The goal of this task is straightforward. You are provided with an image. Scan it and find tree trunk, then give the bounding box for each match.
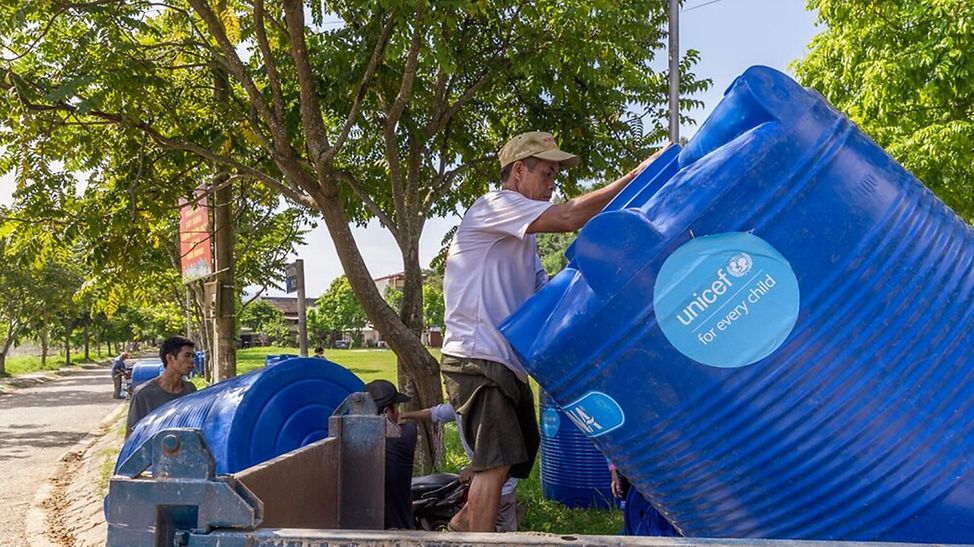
[189,280,213,383]
[210,39,237,382]
[64,327,71,365]
[312,193,443,472]
[211,172,236,381]
[0,328,13,376]
[83,321,91,361]
[41,329,49,367]
[397,238,444,471]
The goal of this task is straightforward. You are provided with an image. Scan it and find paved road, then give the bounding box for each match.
[0,368,122,546]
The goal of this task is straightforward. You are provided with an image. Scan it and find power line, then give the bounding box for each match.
[684,0,728,12]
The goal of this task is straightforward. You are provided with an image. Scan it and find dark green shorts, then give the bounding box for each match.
[441,355,539,479]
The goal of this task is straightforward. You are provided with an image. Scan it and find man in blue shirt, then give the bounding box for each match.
[110,351,129,399]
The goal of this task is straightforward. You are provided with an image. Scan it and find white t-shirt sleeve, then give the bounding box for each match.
[429,403,457,424]
[465,190,554,240]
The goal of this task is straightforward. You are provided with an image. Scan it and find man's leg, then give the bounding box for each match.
[494,489,518,532]
[113,373,122,398]
[449,464,509,532]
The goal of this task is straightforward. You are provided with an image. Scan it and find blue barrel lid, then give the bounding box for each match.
[117,357,364,474]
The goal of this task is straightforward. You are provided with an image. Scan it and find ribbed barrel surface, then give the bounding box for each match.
[500,66,974,542]
[538,390,614,509]
[116,357,363,474]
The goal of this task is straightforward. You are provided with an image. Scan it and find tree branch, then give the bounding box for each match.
[423,155,494,212]
[185,0,293,161]
[322,13,396,164]
[253,0,287,122]
[281,0,334,190]
[386,8,425,127]
[334,169,399,238]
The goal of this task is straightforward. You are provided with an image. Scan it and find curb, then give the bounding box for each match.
[0,362,111,395]
[25,401,128,546]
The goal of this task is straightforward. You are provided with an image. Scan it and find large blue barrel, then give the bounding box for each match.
[500,66,974,543]
[264,353,299,367]
[116,357,363,474]
[538,390,614,509]
[129,360,163,391]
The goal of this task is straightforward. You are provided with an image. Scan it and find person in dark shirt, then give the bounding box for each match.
[110,351,130,399]
[125,336,198,438]
[365,379,417,530]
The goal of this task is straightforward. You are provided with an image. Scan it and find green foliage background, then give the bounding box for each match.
[795,0,974,222]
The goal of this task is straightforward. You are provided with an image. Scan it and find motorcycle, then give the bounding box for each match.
[411,472,466,531]
[121,365,133,399]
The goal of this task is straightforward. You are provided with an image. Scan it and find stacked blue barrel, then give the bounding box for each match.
[538,390,614,509]
[192,350,206,377]
[501,66,974,543]
[116,357,363,474]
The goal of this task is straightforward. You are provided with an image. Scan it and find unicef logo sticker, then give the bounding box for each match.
[727,253,752,277]
[653,232,800,368]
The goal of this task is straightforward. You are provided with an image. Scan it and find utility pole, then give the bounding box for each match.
[286,259,309,357]
[668,0,680,143]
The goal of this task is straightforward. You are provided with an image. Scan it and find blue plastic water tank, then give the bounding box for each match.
[538,390,615,509]
[116,357,363,474]
[264,353,299,367]
[192,350,206,377]
[129,361,163,391]
[623,488,680,537]
[500,66,974,542]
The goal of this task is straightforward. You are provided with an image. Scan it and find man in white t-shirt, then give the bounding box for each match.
[440,131,668,532]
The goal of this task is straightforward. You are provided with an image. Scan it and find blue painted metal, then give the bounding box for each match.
[129,360,163,390]
[107,393,390,546]
[538,390,615,509]
[116,357,364,474]
[107,428,262,547]
[500,66,974,542]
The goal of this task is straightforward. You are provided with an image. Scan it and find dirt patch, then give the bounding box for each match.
[37,408,125,546]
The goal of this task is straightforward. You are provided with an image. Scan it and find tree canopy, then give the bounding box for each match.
[795,0,974,221]
[0,0,707,468]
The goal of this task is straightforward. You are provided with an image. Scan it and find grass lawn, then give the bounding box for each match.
[234,346,624,535]
[2,348,115,377]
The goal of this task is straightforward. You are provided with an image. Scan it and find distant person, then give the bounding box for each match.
[609,461,630,500]
[400,402,520,531]
[110,351,130,399]
[313,346,325,358]
[125,336,198,438]
[365,379,416,530]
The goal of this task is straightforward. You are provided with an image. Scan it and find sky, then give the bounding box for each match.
[0,0,822,298]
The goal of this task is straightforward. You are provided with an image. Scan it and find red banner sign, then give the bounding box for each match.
[178,190,212,281]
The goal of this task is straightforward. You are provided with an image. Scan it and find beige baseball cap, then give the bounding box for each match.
[498,131,581,169]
